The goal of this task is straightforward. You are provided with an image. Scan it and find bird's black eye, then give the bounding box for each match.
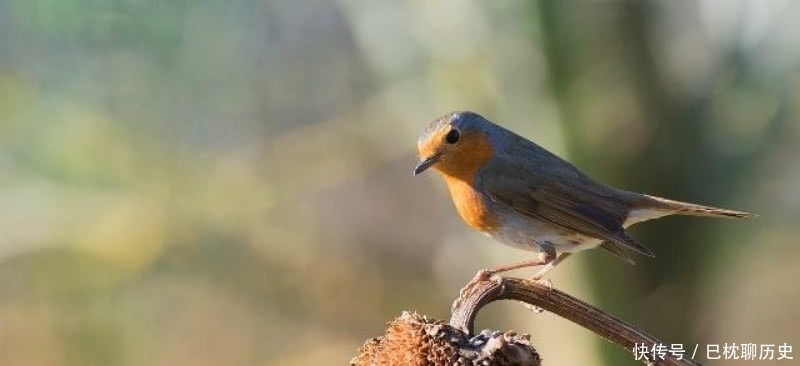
[445,129,460,144]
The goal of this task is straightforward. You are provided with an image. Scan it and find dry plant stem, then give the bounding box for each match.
[450,272,702,366]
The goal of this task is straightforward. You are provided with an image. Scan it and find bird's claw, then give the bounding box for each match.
[472,268,504,286]
[453,269,504,312]
[529,277,553,290]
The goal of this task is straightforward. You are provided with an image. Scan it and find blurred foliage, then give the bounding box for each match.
[1,1,799,365]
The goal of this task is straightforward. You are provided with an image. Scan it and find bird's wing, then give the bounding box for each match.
[598,241,638,264]
[480,152,654,258]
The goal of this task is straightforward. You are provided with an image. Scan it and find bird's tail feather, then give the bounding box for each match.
[639,194,754,219]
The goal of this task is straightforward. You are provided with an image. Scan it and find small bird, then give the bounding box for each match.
[414,111,753,280]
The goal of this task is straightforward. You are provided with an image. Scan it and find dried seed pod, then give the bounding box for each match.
[351,312,540,366]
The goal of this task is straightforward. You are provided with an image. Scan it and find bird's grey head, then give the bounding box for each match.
[417,111,488,149]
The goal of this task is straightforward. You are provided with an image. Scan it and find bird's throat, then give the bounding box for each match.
[442,176,499,232]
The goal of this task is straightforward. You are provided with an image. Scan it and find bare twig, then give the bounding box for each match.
[449,272,702,366]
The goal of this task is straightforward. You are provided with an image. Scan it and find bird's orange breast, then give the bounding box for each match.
[431,131,499,232]
[443,176,499,232]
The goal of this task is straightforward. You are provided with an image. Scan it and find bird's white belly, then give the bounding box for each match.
[485,216,604,254]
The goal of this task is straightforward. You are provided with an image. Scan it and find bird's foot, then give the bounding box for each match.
[459,268,502,297]
[528,276,553,290]
[475,268,501,282]
[453,269,504,313]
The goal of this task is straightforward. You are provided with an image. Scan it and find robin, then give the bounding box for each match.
[414,111,753,280]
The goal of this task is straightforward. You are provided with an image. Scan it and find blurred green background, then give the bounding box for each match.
[1,1,798,365]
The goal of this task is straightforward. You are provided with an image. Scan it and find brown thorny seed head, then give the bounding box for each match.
[351,312,541,366]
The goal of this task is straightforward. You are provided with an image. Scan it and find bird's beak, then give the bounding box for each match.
[413,153,441,176]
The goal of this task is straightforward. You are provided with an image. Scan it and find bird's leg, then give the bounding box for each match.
[463,248,557,306]
[530,252,572,281]
[484,248,556,275]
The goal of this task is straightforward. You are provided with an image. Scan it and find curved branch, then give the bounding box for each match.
[449,272,702,366]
